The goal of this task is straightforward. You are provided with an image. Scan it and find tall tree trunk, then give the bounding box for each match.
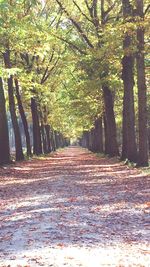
[148,127,150,151]
[31,97,42,155]
[81,131,88,148]
[102,86,119,156]
[83,131,90,149]
[14,78,32,156]
[55,131,60,149]
[39,111,47,154]
[88,130,94,152]
[8,76,24,161]
[136,0,148,166]
[103,114,109,154]
[81,131,86,148]
[0,77,10,165]
[59,133,63,148]
[100,0,119,157]
[60,133,65,147]
[51,129,56,151]
[3,50,24,161]
[45,125,52,153]
[41,123,47,154]
[93,117,103,153]
[121,0,137,162]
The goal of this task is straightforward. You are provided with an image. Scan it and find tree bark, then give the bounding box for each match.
[8,76,24,161]
[88,130,93,151]
[0,77,10,165]
[102,86,119,156]
[83,131,90,149]
[14,78,32,156]
[45,125,52,153]
[136,0,148,166]
[103,114,109,155]
[93,117,103,153]
[121,0,137,162]
[81,131,87,148]
[31,97,42,155]
[51,128,56,151]
[41,122,47,154]
[55,131,60,149]
[148,127,150,151]
[3,50,24,161]
[39,111,47,154]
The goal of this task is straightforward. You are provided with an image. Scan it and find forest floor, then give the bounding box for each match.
[0,146,150,267]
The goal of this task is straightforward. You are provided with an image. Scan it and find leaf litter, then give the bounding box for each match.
[0,147,150,267]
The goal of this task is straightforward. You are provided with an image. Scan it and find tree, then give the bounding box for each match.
[3,50,24,161]
[55,0,119,156]
[0,0,149,165]
[14,78,32,156]
[0,77,10,165]
[136,0,148,166]
[31,97,43,155]
[121,0,137,162]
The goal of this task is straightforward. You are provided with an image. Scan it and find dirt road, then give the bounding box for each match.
[0,147,150,266]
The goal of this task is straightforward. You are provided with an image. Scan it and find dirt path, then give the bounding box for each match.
[0,147,150,267]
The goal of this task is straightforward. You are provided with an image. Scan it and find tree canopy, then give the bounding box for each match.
[0,0,150,166]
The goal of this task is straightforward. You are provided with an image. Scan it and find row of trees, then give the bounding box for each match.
[54,0,149,166]
[0,0,149,166]
[0,0,69,164]
[0,71,68,164]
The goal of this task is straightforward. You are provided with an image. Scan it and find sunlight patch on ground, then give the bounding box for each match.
[1,244,150,267]
[0,175,60,186]
[13,166,33,171]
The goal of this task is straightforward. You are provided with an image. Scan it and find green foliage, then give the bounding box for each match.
[0,0,149,140]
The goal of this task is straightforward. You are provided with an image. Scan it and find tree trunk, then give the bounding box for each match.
[8,76,24,161]
[84,131,90,149]
[121,0,137,162]
[41,123,47,154]
[103,115,109,155]
[45,125,52,153]
[14,78,32,156]
[0,77,10,165]
[31,97,42,155]
[51,128,56,151]
[92,117,103,153]
[82,131,89,148]
[39,111,47,154]
[136,0,148,166]
[148,127,150,151]
[100,0,118,157]
[55,131,60,149]
[3,50,24,161]
[88,130,93,151]
[102,86,119,156]
[60,133,65,147]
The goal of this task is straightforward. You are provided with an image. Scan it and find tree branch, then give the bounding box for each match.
[55,0,94,48]
[105,1,117,16]
[144,4,150,15]
[53,34,87,55]
[41,57,60,84]
[72,0,93,23]
[101,0,118,24]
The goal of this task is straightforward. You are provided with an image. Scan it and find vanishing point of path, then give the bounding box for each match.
[0,147,150,267]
